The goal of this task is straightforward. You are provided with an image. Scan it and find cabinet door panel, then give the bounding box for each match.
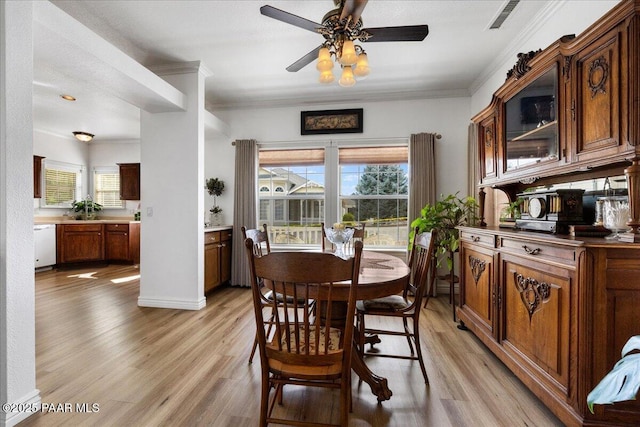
[58,226,105,263]
[573,29,622,161]
[106,230,130,261]
[204,242,220,293]
[460,244,495,336]
[479,115,497,182]
[119,163,140,200]
[501,257,571,389]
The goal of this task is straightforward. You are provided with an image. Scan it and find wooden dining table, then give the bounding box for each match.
[325,250,411,402]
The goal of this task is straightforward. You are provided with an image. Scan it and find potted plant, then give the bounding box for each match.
[410,192,478,271]
[205,178,225,225]
[71,200,103,220]
[499,197,523,227]
[587,335,640,413]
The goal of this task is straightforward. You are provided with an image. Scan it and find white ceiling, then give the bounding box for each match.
[34,0,553,142]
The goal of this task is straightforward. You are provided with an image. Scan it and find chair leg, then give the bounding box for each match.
[248,334,258,363]
[413,316,429,384]
[423,259,437,308]
[402,316,415,355]
[356,311,365,355]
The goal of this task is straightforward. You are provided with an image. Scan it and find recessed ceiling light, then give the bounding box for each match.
[60,94,76,101]
[73,131,94,142]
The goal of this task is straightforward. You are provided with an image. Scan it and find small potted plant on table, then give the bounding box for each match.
[205,177,225,225]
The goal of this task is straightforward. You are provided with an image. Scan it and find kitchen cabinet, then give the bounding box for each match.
[118,163,140,200]
[204,228,232,293]
[56,222,139,266]
[105,223,130,262]
[33,155,44,198]
[56,224,105,264]
[129,222,140,264]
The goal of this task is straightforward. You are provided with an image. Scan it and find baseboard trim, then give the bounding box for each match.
[1,389,41,427]
[137,296,206,310]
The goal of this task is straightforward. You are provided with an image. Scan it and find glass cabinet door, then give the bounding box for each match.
[504,66,558,171]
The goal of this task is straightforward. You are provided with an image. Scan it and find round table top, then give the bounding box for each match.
[356,251,410,299]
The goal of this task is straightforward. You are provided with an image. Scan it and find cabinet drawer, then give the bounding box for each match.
[205,231,220,244]
[499,237,576,265]
[220,230,232,241]
[106,223,128,232]
[62,224,103,233]
[460,230,495,248]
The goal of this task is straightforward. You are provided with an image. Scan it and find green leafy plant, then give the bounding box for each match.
[500,197,523,221]
[409,192,478,271]
[205,178,225,214]
[587,335,640,413]
[71,200,103,213]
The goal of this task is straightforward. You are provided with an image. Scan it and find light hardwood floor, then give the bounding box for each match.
[20,264,563,426]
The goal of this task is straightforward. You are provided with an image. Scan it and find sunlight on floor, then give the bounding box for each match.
[67,272,98,279]
[111,274,140,284]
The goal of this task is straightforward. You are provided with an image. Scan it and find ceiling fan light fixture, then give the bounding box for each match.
[338,39,358,66]
[319,69,335,84]
[73,131,94,142]
[316,47,334,71]
[353,52,370,78]
[338,66,356,87]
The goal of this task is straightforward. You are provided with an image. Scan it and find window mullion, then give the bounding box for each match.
[325,143,339,225]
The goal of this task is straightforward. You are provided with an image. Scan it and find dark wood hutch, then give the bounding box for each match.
[462,1,640,426]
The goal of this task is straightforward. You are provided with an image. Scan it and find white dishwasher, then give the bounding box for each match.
[34,224,56,269]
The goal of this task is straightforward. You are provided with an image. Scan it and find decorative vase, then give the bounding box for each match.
[210,212,223,226]
[324,226,355,259]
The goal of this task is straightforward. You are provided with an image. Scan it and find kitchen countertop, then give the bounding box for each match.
[205,225,232,232]
[34,217,139,225]
[35,217,232,232]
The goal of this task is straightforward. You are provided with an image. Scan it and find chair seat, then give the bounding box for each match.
[263,289,310,305]
[357,295,409,311]
[269,324,342,353]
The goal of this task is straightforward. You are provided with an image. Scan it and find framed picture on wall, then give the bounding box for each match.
[301,108,363,135]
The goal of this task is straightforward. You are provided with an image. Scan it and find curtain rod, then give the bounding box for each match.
[233,134,441,145]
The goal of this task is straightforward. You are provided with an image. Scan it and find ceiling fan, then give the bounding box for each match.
[260,0,429,85]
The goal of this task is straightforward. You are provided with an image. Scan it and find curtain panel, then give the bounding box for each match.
[408,133,437,228]
[231,139,257,287]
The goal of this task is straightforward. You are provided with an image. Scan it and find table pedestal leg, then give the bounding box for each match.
[351,343,392,402]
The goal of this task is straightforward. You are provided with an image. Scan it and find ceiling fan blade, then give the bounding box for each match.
[340,0,369,23]
[363,25,429,42]
[260,5,321,33]
[286,45,323,72]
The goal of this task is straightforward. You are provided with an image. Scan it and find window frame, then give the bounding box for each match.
[40,159,83,208]
[258,139,410,250]
[93,166,125,209]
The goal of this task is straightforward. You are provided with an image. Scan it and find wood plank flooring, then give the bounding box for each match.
[20,265,563,426]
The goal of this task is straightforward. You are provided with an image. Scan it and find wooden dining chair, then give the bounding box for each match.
[321,222,366,254]
[242,224,272,363]
[244,239,363,427]
[355,229,435,384]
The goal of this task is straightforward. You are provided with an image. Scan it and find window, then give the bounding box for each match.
[42,160,83,208]
[93,167,124,208]
[339,146,409,248]
[258,143,409,248]
[258,148,325,245]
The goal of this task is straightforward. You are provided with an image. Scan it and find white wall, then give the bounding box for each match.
[213,96,472,221]
[1,2,40,426]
